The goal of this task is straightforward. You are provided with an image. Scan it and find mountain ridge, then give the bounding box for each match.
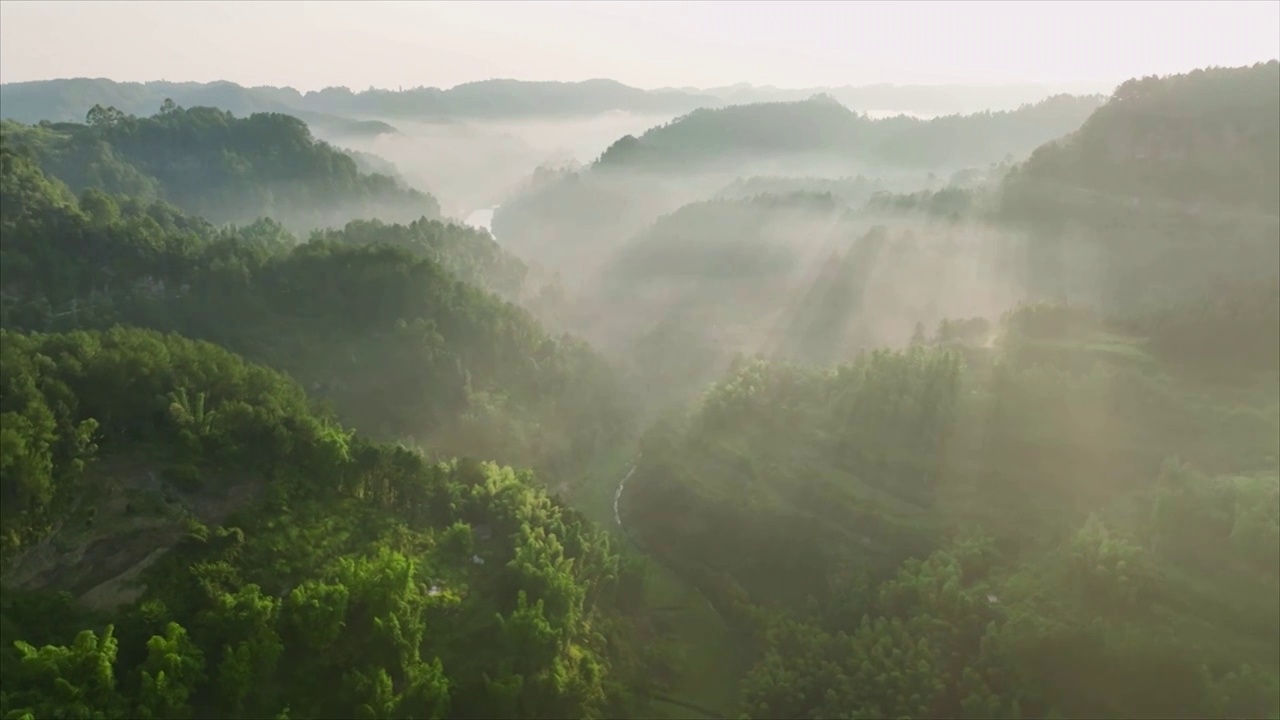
[2,76,1111,126]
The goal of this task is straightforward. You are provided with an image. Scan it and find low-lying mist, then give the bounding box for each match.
[482,94,1100,298]
[489,161,959,296]
[512,162,1259,420]
[324,111,680,219]
[520,188,1068,416]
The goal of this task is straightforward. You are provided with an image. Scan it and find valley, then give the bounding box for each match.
[0,5,1277,717]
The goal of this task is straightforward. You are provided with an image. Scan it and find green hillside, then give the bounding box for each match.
[1,105,439,233]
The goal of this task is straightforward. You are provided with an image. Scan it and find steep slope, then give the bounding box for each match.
[0,327,663,719]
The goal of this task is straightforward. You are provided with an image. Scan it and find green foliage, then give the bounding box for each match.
[0,328,656,718]
[2,105,439,233]
[594,94,1102,171]
[998,63,1280,314]
[3,626,124,719]
[1008,62,1279,213]
[0,327,322,556]
[492,94,1100,296]
[136,622,204,719]
[628,309,1279,718]
[0,149,633,489]
[4,61,1278,720]
[309,218,528,299]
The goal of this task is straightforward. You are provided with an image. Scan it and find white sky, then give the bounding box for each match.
[1,0,1277,91]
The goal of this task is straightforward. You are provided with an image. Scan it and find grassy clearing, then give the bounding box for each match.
[563,442,746,719]
[643,559,746,719]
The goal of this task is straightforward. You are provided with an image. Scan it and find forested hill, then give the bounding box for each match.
[994,62,1280,313]
[0,91,666,716]
[625,304,1280,719]
[1002,61,1280,215]
[0,327,658,719]
[489,95,1099,282]
[0,147,630,485]
[0,104,441,232]
[594,93,1105,171]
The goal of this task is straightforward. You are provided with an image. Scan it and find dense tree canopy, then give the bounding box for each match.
[0,328,661,719]
[1,104,440,233]
[1004,62,1280,214]
[994,63,1280,315]
[0,147,632,486]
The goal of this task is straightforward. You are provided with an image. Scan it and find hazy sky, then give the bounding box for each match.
[2,0,1277,91]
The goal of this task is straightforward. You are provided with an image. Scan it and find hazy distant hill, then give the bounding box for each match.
[1003,61,1280,215]
[594,93,1106,171]
[490,94,1101,277]
[688,80,1113,116]
[992,62,1280,313]
[0,78,400,138]
[2,77,1101,128]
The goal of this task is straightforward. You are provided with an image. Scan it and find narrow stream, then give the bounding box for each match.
[614,463,638,527]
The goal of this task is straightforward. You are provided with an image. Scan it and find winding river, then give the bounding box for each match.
[463,206,499,235]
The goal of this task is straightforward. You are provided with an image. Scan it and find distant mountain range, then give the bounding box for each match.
[676,80,1113,116]
[0,77,1113,133]
[0,78,403,138]
[486,90,1105,280]
[592,93,1105,171]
